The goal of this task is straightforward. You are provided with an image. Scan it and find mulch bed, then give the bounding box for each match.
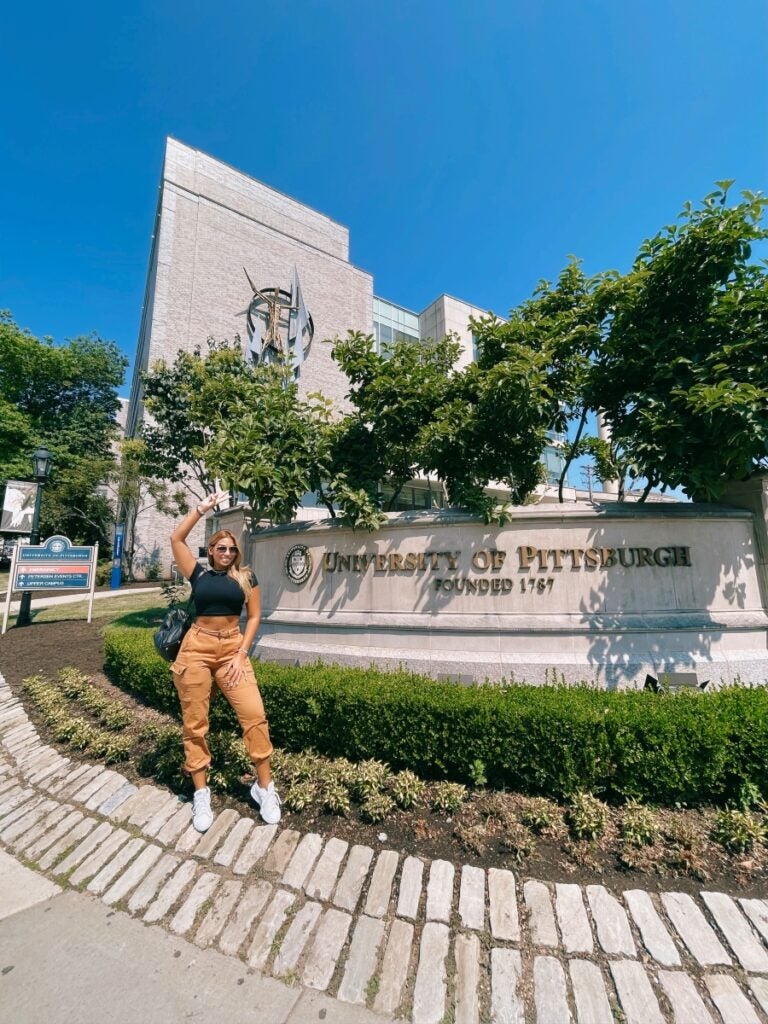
[1,618,766,898]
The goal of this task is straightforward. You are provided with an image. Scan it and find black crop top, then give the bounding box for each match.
[189,564,258,617]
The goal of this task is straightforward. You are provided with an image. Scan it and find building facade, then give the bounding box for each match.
[126,138,565,570]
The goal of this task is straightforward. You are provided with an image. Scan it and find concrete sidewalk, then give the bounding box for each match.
[0,859,387,1024]
[1,668,768,1023]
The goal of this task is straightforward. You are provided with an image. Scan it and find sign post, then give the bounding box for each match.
[2,535,98,634]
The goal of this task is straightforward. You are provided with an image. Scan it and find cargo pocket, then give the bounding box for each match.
[170,658,188,683]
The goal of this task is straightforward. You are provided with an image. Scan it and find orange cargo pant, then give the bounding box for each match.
[171,624,273,774]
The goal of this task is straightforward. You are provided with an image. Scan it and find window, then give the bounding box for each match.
[542,445,566,484]
[373,297,420,355]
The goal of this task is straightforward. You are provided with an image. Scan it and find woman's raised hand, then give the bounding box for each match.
[198,490,230,515]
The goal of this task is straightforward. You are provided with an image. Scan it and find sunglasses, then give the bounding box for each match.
[213,545,238,554]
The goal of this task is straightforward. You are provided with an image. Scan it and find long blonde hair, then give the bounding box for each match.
[207,530,254,600]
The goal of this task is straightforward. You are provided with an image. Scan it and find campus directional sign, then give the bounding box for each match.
[2,535,98,633]
[15,535,94,588]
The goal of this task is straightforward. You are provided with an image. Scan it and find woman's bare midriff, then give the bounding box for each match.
[195,615,240,629]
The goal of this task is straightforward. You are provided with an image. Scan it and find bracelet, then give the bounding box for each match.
[237,647,250,656]
[196,504,205,516]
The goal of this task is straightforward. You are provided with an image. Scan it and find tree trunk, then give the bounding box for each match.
[639,477,655,503]
[385,482,406,511]
[558,408,588,502]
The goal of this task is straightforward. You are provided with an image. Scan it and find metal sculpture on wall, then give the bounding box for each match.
[242,265,314,371]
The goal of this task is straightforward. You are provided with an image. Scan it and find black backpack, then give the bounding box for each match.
[153,600,194,662]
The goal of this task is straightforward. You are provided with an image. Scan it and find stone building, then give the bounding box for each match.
[125,138,565,572]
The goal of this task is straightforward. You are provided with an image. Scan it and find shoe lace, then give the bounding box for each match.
[262,785,281,807]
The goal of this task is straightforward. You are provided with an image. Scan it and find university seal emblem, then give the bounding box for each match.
[284,544,312,585]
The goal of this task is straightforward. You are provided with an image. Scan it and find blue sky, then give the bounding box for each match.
[2,0,766,405]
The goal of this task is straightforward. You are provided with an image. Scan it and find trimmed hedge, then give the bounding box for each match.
[103,625,768,808]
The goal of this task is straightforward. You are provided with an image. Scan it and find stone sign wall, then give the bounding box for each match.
[238,503,768,688]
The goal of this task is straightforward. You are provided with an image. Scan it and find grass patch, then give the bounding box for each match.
[29,592,166,626]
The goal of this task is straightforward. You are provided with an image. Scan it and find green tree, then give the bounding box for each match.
[469,257,607,503]
[589,183,768,501]
[142,340,384,529]
[0,312,127,546]
[140,344,244,498]
[330,331,461,510]
[421,337,553,517]
[0,396,34,479]
[330,329,559,521]
[196,360,335,525]
[108,438,189,579]
[560,435,642,502]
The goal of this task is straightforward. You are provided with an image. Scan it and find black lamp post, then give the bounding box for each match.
[16,446,53,627]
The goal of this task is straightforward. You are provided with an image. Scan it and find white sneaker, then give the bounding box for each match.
[192,786,214,832]
[250,779,282,824]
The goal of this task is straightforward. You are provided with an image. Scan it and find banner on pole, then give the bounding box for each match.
[1,480,38,534]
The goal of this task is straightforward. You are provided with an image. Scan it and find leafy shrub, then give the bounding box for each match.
[22,673,132,763]
[737,780,766,812]
[104,628,179,716]
[500,822,536,861]
[95,560,112,586]
[137,724,184,786]
[23,674,68,715]
[468,759,487,788]
[87,732,133,763]
[351,759,391,800]
[207,732,252,792]
[620,800,659,847]
[521,797,561,834]
[54,669,133,731]
[430,781,468,813]
[284,779,317,812]
[57,667,89,698]
[389,769,425,809]
[328,757,356,788]
[712,809,766,853]
[320,778,352,816]
[54,716,97,749]
[360,791,395,822]
[567,792,610,840]
[103,625,768,808]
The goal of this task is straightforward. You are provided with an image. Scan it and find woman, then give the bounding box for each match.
[170,490,280,832]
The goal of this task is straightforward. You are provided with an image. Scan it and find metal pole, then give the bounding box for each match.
[15,482,44,627]
[581,466,594,502]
